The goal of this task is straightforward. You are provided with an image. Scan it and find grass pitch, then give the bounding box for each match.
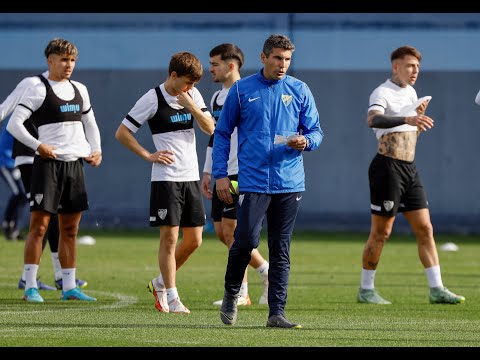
[0,230,479,347]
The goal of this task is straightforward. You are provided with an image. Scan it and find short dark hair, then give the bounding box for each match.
[44,38,78,58]
[209,43,245,70]
[168,52,203,82]
[262,34,295,57]
[390,46,422,62]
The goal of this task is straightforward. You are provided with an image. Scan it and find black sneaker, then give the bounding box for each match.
[266,314,302,329]
[220,291,238,325]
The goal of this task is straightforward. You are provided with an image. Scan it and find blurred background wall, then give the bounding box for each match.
[1,13,479,233]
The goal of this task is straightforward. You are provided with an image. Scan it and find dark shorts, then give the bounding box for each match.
[211,174,238,222]
[30,156,89,214]
[149,180,206,227]
[369,153,428,216]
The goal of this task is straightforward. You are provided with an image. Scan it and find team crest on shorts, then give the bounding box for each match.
[282,94,293,106]
[35,193,43,205]
[157,209,167,220]
[383,200,394,212]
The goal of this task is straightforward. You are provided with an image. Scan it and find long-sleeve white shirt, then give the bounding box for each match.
[7,77,101,162]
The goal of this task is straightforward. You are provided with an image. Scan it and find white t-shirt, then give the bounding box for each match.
[368,79,419,140]
[122,83,211,182]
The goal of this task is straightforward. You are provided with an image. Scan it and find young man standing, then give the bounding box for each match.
[1,70,88,291]
[7,38,101,303]
[358,45,464,305]
[202,43,269,307]
[116,52,214,314]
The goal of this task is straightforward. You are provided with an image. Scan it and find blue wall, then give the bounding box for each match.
[1,13,480,233]
[2,14,480,71]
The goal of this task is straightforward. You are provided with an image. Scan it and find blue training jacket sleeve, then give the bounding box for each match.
[299,83,324,151]
[212,84,240,179]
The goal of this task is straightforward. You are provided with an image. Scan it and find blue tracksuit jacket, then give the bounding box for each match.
[212,69,324,193]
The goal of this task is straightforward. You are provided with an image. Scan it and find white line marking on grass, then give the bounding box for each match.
[0,290,137,315]
[89,290,139,310]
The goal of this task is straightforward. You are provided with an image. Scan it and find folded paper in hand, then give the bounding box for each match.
[274,134,299,145]
[398,96,432,116]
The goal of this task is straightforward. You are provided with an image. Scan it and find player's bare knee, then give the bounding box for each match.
[415,223,434,241]
[371,229,391,243]
[192,237,202,249]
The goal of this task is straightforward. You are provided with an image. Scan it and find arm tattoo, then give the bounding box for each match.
[370,114,406,128]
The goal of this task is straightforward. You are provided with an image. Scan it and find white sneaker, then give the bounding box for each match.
[213,293,251,306]
[168,297,191,314]
[259,279,268,304]
[147,278,169,313]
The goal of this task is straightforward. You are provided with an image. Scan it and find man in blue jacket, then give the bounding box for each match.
[213,34,324,328]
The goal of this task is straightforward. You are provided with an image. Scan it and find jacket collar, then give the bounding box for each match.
[255,68,285,85]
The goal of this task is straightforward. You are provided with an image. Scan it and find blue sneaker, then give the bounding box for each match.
[23,288,44,303]
[55,278,88,290]
[18,278,56,291]
[61,287,96,301]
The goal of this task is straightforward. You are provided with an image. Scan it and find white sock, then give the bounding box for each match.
[239,282,248,297]
[21,270,26,282]
[24,264,39,290]
[166,287,179,303]
[51,252,62,280]
[256,261,269,282]
[425,265,443,288]
[361,269,376,290]
[155,274,165,289]
[62,268,76,292]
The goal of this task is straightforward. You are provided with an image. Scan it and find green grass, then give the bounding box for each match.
[0,230,479,347]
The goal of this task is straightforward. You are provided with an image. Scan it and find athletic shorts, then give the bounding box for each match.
[369,153,428,216]
[211,174,238,221]
[149,180,206,227]
[30,156,89,214]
